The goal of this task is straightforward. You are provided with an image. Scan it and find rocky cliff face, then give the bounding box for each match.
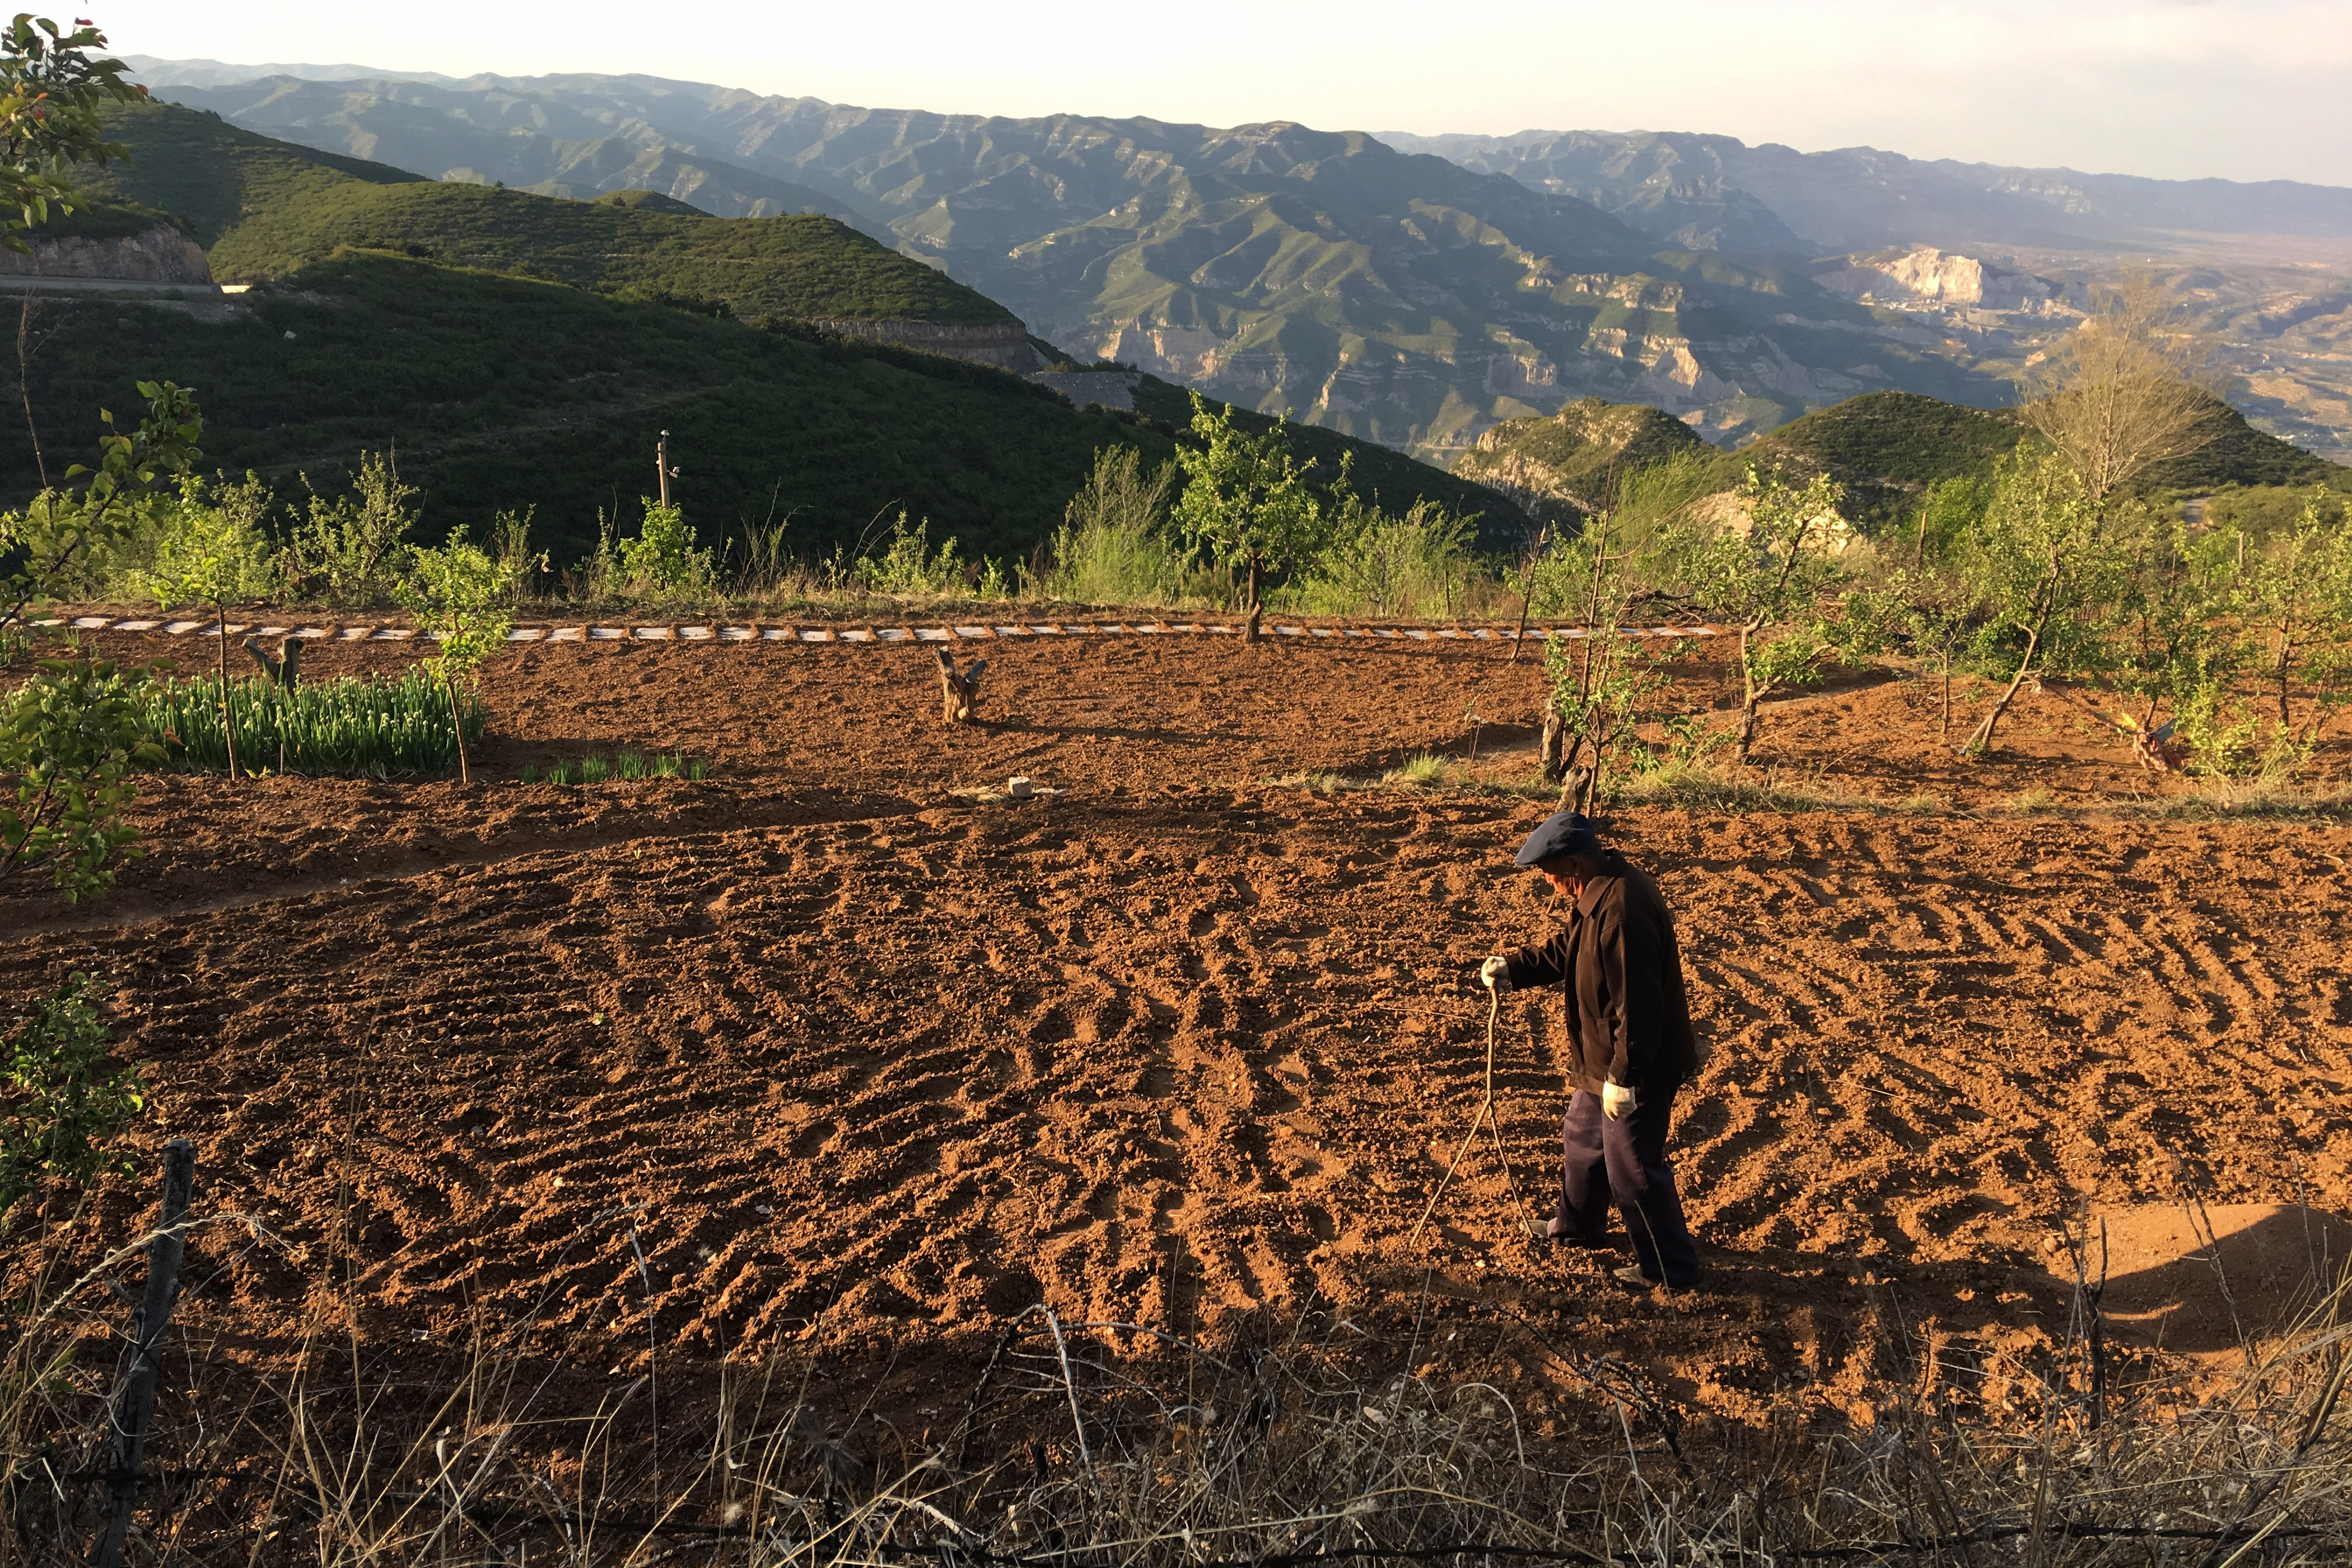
[1451,397,1708,526]
[0,225,214,285]
[1810,246,2076,317]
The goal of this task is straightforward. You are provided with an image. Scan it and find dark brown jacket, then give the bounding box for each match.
[1501,849,1700,1096]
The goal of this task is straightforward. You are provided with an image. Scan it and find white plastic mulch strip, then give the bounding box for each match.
[50,614,1724,646]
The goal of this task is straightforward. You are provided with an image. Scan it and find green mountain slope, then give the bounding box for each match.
[1701,390,2344,528]
[13,105,1525,566]
[153,74,2018,456]
[205,177,1017,327]
[79,99,422,244]
[9,254,1161,565]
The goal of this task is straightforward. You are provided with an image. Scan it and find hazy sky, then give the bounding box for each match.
[100,0,2352,187]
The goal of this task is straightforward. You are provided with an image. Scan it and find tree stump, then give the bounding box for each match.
[240,634,302,689]
[935,647,986,724]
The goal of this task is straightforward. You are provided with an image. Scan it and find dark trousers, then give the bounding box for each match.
[1553,1087,1701,1287]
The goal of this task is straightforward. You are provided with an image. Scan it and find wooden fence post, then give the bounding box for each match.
[92,1138,195,1568]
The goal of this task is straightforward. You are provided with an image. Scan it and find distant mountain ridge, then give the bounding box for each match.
[127,66,2013,456]
[1377,130,2352,255]
[109,59,2352,466]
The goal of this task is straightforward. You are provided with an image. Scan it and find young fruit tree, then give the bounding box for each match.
[2237,489,2352,740]
[1532,505,1675,806]
[2,380,202,632]
[1672,464,1870,763]
[1953,450,2136,757]
[139,474,278,780]
[1171,394,1326,642]
[395,528,516,786]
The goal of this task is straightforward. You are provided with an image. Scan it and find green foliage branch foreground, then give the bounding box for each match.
[0,13,143,253]
[0,648,156,900]
[0,971,145,1227]
[1,386,204,901]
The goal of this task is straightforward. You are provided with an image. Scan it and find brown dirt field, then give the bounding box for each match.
[6,626,2351,1443]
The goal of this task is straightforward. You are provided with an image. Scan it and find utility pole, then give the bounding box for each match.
[656,430,674,509]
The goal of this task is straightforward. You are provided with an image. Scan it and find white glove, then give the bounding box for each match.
[1478,956,1511,993]
[1602,1080,1639,1121]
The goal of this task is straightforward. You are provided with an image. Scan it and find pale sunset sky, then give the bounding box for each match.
[97,0,2352,186]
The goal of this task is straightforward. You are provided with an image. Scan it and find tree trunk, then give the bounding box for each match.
[446,673,471,785]
[1539,709,1564,780]
[1242,558,1262,643]
[1734,616,1764,764]
[1940,657,1952,737]
[2276,634,2294,730]
[1961,624,2042,757]
[1508,530,1546,662]
[214,610,239,781]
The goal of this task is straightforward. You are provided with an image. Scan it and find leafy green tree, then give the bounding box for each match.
[1953,450,2137,757]
[141,475,277,781]
[396,528,517,786]
[0,15,144,253]
[0,972,146,1228]
[2110,509,2241,772]
[1171,394,1326,642]
[1670,464,1864,763]
[0,650,159,900]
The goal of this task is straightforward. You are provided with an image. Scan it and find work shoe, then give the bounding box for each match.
[1612,1264,1658,1288]
[1546,1216,1612,1248]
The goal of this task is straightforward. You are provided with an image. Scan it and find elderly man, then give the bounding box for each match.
[1478,810,1703,1289]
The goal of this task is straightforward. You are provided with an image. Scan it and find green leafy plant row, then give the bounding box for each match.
[523,751,708,785]
[142,671,484,777]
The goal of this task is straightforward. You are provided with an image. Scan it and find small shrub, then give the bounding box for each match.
[2,653,161,902]
[547,759,575,785]
[580,755,609,784]
[617,748,647,780]
[285,451,420,606]
[685,757,709,782]
[1,972,146,1229]
[520,763,539,785]
[855,510,964,597]
[617,498,714,597]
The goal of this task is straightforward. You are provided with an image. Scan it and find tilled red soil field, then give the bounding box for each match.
[5,628,2350,1441]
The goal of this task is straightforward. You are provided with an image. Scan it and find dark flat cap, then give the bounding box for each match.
[1514,809,1602,867]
